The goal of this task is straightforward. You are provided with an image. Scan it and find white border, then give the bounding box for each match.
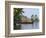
[10,5,42,33]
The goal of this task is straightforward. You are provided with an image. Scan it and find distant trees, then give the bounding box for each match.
[31,15,39,23]
[35,15,39,22]
[31,15,35,22]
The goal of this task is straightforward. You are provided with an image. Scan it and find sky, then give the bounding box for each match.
[22,8,39,18]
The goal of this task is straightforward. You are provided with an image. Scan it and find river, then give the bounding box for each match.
[21,22,39,30]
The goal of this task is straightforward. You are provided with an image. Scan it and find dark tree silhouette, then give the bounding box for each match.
[35,15,39,22]
[14,8,24,30]
[31,15,34,23]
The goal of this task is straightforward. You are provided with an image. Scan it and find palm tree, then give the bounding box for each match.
[31,15,34,23]
[35,15,39,22]
[31,15,35,29]
[14,8,24,30]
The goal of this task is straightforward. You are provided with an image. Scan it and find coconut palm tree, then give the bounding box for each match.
[14,8,24,30]
[35,15,39,22]
[31,15,35,29]
[31,15,35,23]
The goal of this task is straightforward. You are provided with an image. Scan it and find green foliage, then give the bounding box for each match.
[14,8,24,30]
[14,8,24,16]
[14,8,24,20]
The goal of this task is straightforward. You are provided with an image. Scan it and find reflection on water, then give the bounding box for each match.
[21,22,39,30]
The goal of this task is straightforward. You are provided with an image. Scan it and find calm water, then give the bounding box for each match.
[21,22,39,30]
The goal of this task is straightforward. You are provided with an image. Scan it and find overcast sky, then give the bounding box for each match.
[22,8,39,18]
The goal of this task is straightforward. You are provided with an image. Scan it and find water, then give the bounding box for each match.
[21,22,39,30]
